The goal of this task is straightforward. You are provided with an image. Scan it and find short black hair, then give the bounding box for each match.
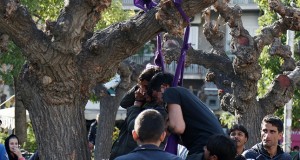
[206,134,236,160]
[262,115,283,133]
[147,72,174,97]
[134,109,165,143]
[138,65,161,82]
[229,124,248,139]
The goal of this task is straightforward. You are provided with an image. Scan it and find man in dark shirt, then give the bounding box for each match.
[114,109,182,160]
[110,65,164,159]
[88,113,99,151]
[148,72,225,160]
[242,114,292,160]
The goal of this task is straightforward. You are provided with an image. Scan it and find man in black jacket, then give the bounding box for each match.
[110,65,164,159]
[88,113,99,151]
[242,115,292,160]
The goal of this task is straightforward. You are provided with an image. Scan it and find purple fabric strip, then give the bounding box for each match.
[164,134,179,155]
[166,0,191,155]
[154,34,165,72]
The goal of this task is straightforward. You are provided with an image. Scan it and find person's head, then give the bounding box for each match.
[229,124,248,149]
[204,134,236,160]
[293,145,300,151]
[5,134,19,157]
[147,72,174,103]
[137,65,161,96]
[0,120,2,126]
[132,109,166,145]
[260,114,283,149]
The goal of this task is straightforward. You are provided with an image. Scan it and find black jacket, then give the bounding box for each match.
[88,121,97,145]
[242,142,292,160]
[114,144,183,160]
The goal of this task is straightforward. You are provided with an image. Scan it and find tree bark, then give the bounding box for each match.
[14,74,27,145]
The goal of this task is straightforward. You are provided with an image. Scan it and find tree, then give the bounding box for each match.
[162,0,300,147]
[0,0,300,159]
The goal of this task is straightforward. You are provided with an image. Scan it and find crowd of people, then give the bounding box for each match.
[1,65,299,160]
[97,66,297,160]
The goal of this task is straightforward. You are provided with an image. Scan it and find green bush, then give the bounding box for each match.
[22,123,37,153]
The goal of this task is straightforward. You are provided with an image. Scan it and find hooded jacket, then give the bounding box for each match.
[242,142,292,160]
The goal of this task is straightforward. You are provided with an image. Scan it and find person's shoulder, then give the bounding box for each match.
[242,146,259,158]
[280,152,293,159]
[163,152,184,160]
[114,154,133,160]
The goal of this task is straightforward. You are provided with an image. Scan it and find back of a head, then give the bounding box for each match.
[134,109,165,143]
[138,65,161,82]
[148,72,174,92]
[229,124,249,139]
[262,114,283,133]
[206,134,236,160]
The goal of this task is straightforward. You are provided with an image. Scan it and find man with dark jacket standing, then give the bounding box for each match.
[242,114,292,160]
[88,113,99,151]
[110,65,164,159]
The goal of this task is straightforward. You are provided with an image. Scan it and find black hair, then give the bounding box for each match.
[5,134,20,160]
[206,134,236,160]
[262,114,283,133]
[147,72,174,97]
[293,145,300,150]
[138,65,161,82]
[229,124,249,139]
[134,109,165,143]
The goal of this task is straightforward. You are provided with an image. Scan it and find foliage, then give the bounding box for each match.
[23,123,37,153]
[219,112,235,129]
[0,131,7,144]
[0,42,25,86]
[96,0,135,30]
[21,0,63,24]
[112,127,120,142]
[256,0,300,129]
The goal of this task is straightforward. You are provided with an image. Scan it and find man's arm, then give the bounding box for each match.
[167,104,185,134]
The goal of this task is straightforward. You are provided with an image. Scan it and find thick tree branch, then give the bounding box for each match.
[269,0,300,30]
[50,0,112,54]
[0,0,52,64]
[259,74,294,114]
[78,0,216,85]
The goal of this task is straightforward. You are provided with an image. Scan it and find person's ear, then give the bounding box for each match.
[132,130,139,142]
[160,131,166,142]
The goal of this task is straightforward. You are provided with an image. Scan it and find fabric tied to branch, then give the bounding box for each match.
[165,0,191,155]
[154,34,165,72]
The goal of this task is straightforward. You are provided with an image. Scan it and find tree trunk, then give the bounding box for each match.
[14,77,27,145]
[95,95,120,160]
[237,102,264,148]
[14,97,27,145]
[22,86,90,160]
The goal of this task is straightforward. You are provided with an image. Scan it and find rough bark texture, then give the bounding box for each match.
[0,0,300,159]
[14,76,27,145]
